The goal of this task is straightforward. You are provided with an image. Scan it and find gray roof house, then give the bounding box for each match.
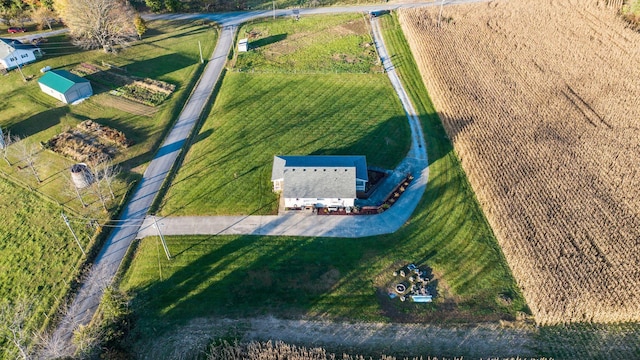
[0,38,42,70]
[271,155,368,208]
[38,70,93,104]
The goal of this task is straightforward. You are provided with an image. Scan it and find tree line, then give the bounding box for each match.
[0,0,148,53]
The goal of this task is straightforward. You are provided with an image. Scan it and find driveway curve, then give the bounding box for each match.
[136,16,428,239]
[50,1,473,353]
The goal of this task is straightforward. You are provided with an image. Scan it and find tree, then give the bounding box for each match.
[0,0,12,25]
[133,13,147,39]
[14,136,41,183]
[164,0,180,12]
[30,5,56,30]
[144,0,162,12]
[4,0,27,26]
[0,298,36,360]
[95,158,119,200]
[54,0,137,53]
[0,127,14,166]
[63,171,88,207]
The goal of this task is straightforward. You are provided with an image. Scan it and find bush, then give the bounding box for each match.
[145,0,163,12]
[164,0,181,12]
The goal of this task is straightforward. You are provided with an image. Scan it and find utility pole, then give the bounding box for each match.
[273,0,276,19]
[61,212,86,256]
[198,41,203,64]
[153,215,171,260]
[14,58,26,82]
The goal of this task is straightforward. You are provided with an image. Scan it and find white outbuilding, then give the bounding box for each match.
[38,70,93,104]
[238,38,249,52]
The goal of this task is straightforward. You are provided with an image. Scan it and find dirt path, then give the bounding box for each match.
[138,316,538,359]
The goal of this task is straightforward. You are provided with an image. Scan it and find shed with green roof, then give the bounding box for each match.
[38,70,93,104]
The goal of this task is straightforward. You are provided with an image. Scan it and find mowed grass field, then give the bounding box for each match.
[160,14,404,216]
[120,13,527,358]
[0,177,92,357]
[0,20,217,217]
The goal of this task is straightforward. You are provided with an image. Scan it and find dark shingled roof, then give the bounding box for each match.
[0,38,39,59]
[271,155,368,181]
[271,155,368,199]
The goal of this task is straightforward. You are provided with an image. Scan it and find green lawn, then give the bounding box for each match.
[159,72,408,216]
[0,20,217,217]
[0,177,92,358]
[236,13,382,73]
[159,14,405,216]
[119,13,528,357]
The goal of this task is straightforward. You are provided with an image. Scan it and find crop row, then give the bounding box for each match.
[399,1,640,324]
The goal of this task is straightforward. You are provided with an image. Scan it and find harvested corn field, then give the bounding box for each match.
[399,1,640,324]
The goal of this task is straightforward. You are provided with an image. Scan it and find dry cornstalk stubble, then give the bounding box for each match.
[399,0,640,324]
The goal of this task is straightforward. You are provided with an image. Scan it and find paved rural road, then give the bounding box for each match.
[51,15,238,349]
[52,0,480,353]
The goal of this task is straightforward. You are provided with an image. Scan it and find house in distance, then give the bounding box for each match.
[0,38,43,70]
[271,155,368,210]
[38,70,93,104]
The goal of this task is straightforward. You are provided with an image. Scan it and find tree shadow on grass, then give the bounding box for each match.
[9,106,69,138]
[249,34,287,49]
[126,233,383,346]
[124,53,196,79]
[193,128,213,144]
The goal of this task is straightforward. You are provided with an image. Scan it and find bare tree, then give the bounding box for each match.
[54,0,138,52]
[47,262,114,358]
[94,158,119,200]
[0,298,36,360]
[35,330,66,359]
[34,301,72,360]
[14,136,41,183]
[30,6,56,30]
[91,178,108,212]
[0,127,14,166]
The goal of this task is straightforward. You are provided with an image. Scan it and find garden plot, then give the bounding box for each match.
[45,120,131,163]
[73,62,176,107]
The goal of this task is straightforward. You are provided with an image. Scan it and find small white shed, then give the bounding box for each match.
[238,38,249,52]
[38,70,93,104]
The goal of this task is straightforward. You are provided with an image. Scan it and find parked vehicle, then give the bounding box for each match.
[8,27,26,33]
[31,37,47,45]
[369,10,390,18]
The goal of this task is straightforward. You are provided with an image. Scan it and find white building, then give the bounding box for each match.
[271,155,368,209]
[38,70,93,104]
[238,38,249,52]
[0,38,43,70]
